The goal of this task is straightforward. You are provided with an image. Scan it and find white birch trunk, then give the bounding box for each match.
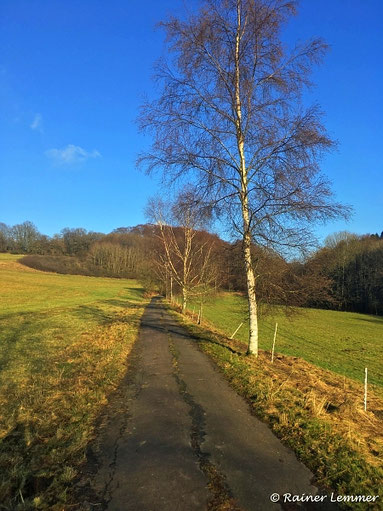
[243,227,259,356]
[235,0,259,356]
[182,286,187,314]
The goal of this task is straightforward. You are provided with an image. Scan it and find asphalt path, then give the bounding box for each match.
[79,298,336,511]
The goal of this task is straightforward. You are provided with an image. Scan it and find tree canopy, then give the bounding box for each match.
[138,0,349,354]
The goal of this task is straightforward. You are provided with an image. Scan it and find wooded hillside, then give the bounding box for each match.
[1,220,382,315]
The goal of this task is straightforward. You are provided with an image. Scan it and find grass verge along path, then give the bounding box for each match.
[182,292,383,390]
[168,301,383,510]
[0,254,148,510]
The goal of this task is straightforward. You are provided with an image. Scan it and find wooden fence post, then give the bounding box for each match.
[230,322,243,339]
[271,322,278,363]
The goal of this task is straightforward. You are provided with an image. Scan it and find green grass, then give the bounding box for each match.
[199,338,383,510]
[0,254,148,510]
[169,305,383,509]
[185,292,383,389]
[1,254,144,316]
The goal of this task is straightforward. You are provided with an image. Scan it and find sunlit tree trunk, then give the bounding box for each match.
[138,0,347,356]
[242,203,259,355]
[235,0,258,355]
[182,286,187,314]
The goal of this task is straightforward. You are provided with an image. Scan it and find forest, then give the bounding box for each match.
[1,219,382,316]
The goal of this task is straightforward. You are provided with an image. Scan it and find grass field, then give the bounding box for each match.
[0,254,147,510]
[183,293,383,390]
[171,295,383,508]
[2,254,382,509]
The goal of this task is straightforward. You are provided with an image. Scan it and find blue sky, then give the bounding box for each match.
[1,0,382,242]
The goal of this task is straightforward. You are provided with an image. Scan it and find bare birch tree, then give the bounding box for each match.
[138,0,349,355]
[147,193,217,313]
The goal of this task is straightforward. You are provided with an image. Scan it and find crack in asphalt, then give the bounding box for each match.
[77,300,330,511]
[98,342,144,510]
[101,418,127,509]
[168,334,241,511]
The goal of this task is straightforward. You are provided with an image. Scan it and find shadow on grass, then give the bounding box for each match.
[0,294,149,509]
[357,316,383,325]
[155,299,246,356]
[99,298,144,309]
[71,305,117,325]
[123,286,145,295]
[197,334,246,356]
[73,298,144,325]
[0,423,55,507]
[0,312,57,372]
[0,297,144,371]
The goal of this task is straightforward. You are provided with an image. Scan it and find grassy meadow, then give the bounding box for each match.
[0,254,148,510]
[183,292,383,390]
[172,293,383,507]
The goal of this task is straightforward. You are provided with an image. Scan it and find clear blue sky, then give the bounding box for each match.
[1,0,382,242]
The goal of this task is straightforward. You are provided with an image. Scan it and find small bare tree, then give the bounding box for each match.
[138,0,349,355]
[147,192,217,313]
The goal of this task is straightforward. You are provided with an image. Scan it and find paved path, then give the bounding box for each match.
[80,298,335,511]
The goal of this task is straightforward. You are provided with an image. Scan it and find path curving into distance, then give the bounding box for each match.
[79,297,337,511]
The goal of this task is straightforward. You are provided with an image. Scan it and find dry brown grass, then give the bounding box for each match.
[0,255,42,273]
[0,304,146,510]
[0,254,148,509]
[182,304,383,470]
[175,306,383,505]
[250,350,383,468]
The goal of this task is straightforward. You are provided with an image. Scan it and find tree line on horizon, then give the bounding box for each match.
[3,1,380,354]
[1,219,382,316]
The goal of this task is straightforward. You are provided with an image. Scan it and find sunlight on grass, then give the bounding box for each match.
[184,292,383,389]
[0,254,148,510]
[170,306,383,508]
